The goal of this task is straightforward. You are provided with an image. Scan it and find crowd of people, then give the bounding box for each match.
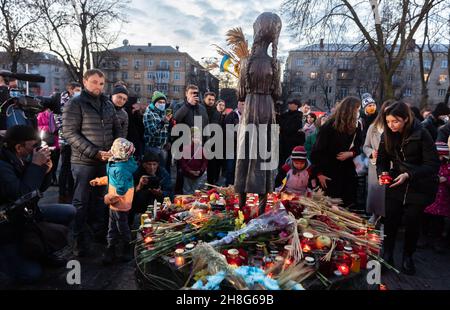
[1,67,450,286]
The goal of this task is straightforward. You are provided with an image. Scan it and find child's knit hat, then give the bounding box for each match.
[110,138,135,161]
[291,145,307,162]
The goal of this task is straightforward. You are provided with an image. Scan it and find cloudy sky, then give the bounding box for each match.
[123,0,302,62]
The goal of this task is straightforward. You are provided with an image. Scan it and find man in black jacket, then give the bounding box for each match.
[279,99,304,168]
[202,92,222,184]
[63,69,122,256]
[421,102,450,141]
[0,125,76,284]
[224,100,244,186]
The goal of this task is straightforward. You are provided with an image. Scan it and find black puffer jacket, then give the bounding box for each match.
[62,90,122,166]
[377,121,440,206]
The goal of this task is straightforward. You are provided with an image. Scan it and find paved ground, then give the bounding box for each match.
[6,185,450,290]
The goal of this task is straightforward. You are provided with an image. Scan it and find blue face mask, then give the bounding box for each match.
[9,90,22,98]
[73,91,81,97]
[156,104,165,112]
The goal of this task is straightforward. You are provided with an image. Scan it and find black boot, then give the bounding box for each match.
[120,242,134,262]
[402,255,416,275]
[102,246,116,265]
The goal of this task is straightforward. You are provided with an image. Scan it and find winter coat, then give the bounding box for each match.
[62,90,122,166]
[179,143,208,179]
[115,107,129,139]
[422,115,443,142]
[377,121,440,206]
[304,128,318,161]
[437,122,450,144]
[363,123,385,216]
[173,101,209,128]
[92,158,138,212]
[37,109,59,149]
[0,147,51,243]
[310,119,362,179]
[424,161,450,217]
[279,110,303,162]
[277,160,314,195]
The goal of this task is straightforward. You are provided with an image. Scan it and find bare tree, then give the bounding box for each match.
[281,0,445,101]
[33,0,128,82]
[0,0,40,72]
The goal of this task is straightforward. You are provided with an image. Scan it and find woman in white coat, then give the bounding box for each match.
[363,101,392,223]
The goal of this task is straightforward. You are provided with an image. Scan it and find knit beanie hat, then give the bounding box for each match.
[110,138,135,161]
[361,93,375,109]
[291,145,307,161]
[151,91,167,104]
[436,142,449,156]
[142,151,160,163]
[112,85,129,97]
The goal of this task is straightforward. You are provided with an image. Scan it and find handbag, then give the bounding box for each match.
[349,130,368,176]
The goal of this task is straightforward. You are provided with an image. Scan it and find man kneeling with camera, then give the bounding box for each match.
[0,125,76,285]
[130,152,173,225]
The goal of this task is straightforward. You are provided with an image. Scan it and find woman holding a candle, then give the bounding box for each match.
[377,101,440,275]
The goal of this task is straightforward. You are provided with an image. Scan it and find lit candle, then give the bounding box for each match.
[337,264,350,276]
[302,244,311,253]
[153,200,158,219]
[350,254,361,273]
[144,236,153,244]
[174,248,185,267]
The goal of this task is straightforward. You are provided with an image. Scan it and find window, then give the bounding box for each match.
[159,60,169,69]
[340,58,351,69]
[54,67,60,73]
[309,99,316,106]
[424,59,432,70]
[441,60,448,69]
[424,73,429,81]
[325,72,333,80]
[296,59,304,67]
[173,72,181,80]
[403,88,412,97]
[174,60,181,68]
[310,85,317,94]
[134,84,141,93]
[54,77,60,86]
[121,72,128,80]
[173,85,182,93]
[155,71,170,82]
[438,89,446,96]
[327,58,335,66]
[120,58,128,66]
[407,74,413,81]
[134,59,141,67]
[439,74,448,83]
[292,84,303,93]
[408,59,414,66]
[147,59,154,67]
[338,71,349,79]
[339,87,348,99]
[156,83,168,93]
[295,71,303,78]
[147,84,153,93]
[310,72,318,80]
[358,87,368,94]
[311,58,319,66]
[147,71,154,80]
[325,86,332,94]
[134,73,141,79]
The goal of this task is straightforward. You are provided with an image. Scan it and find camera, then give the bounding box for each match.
[142,175,160,189]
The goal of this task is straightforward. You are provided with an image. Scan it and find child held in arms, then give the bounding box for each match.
[90,138,138,265]
[277,146,316,195]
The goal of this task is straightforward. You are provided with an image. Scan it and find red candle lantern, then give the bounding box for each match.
[337,264,350,276]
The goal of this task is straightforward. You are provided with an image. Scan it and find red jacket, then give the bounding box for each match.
[179,143,208,179]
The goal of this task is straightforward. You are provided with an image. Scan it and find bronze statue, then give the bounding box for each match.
[234,12,282,214]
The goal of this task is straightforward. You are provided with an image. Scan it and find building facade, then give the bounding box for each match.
[93,42,219,104]
[283,40,450,111]
[0,50,71,96]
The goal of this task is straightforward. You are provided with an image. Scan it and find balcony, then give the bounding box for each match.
[157,65,170,71]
